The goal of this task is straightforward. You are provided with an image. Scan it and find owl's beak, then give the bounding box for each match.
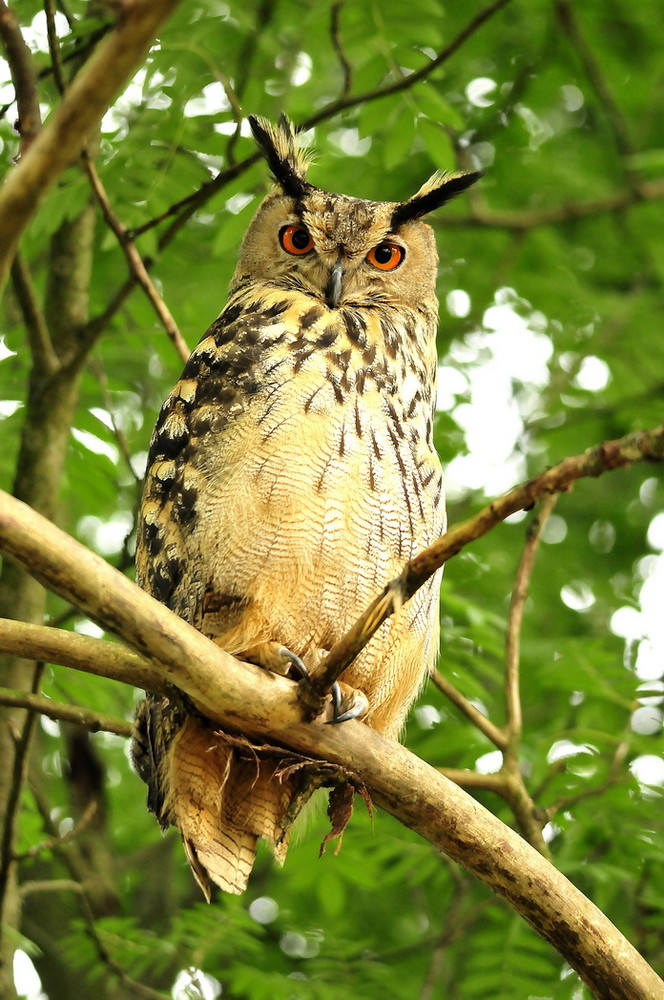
[325,260,344,309]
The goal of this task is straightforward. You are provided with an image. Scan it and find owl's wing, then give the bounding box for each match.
[133,294,263,828]
[136,289,275,623]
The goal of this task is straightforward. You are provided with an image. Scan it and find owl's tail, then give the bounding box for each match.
[165,717,295,897]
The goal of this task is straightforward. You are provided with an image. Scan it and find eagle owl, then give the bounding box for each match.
[131,116,480,897]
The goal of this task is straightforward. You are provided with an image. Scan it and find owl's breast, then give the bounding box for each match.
[139,286,444,642]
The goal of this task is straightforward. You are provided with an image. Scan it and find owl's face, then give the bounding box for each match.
[231,117,481,314]
[233,188,440,312]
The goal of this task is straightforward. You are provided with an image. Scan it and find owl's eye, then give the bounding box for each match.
[366,242,404,271]
[280,225,314,255]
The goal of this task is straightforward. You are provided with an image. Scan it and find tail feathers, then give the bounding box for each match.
[183,827,257,898]
[166,717,295,897]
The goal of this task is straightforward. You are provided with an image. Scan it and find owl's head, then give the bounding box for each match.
[231,116,481,311]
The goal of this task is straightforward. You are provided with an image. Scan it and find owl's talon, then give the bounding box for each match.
[326,682,369,725]
[277,646,310,684]
[240,641,310,684]
[330,682,342,720]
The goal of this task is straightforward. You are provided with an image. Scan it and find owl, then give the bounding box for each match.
[131,116,480,897]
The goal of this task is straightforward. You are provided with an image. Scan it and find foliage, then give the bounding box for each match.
[0,1,663,998]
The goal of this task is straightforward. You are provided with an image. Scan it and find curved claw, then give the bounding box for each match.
[326,683,370,725]
[277,646,310,683]
[330,681,342,720]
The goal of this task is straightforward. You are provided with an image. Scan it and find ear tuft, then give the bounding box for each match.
[248,115,313,200]
[391,169,482,227]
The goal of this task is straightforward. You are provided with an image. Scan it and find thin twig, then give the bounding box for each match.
[44,0,66,94]
[0,0,41,153]
[19,873,169,998]
[0,688,132,737]
[438,176,664,230]
[330,1,352,98]
[14,800,97,862]
[439,768,507,793]
[430,668,506,749]
[9,252,58,374]
[504,494,558,749]
[497,496,558,856]
[82,154,189,364]
[87,358,141,483]
[555,0,638,186]
[546,741,630,818]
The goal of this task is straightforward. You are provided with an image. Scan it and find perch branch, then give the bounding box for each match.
[0,0,182,290]
[0,472,663,996]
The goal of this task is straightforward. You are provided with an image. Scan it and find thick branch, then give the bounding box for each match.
[309,422,664,701]
[0,490,662,997]
[0,0,181,290]
[0,620,166,695]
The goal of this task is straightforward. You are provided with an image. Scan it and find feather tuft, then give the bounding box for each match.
[392,169,482,227]
[248,115,314,199]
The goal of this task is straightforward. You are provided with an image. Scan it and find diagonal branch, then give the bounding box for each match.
[0,482,662,998]
[0,0,182,291]
[430,668,506,749]
[82,154,190,363]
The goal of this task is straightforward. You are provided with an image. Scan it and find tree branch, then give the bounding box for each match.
[439,176,664,230]
[9,253,58,374]
[82,154,190,363]
[430,668,506,750]
[504,497,557,749]
[0,688,132,738]
[0,0,41,153]
[0,458,663,996]
[0,619,167,695]
[0,0,182,291]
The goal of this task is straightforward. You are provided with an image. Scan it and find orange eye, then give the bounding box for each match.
[279,225,314,255]
[366,242,404,271]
